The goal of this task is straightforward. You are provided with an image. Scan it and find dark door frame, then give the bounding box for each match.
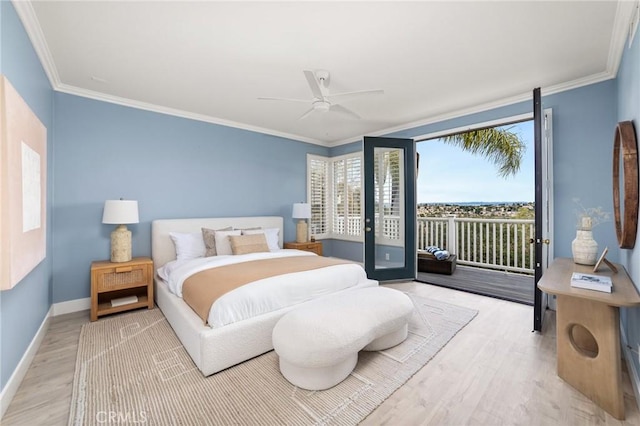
[363,136,416,281]
[533,87,546,332]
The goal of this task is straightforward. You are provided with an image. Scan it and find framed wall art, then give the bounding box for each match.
[0,75,47,290]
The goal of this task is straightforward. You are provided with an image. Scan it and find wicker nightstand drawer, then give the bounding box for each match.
[95,263,149,292]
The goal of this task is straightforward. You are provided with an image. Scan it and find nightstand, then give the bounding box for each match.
[284,241,323,256]
[90,257,154,321]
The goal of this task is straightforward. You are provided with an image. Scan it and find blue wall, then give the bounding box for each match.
[330,80,619,264]
[0,2,54,390]
[52,94,328,302]
[1,0,326,393]
[327,25,640,390]
[616,23,640,385]
[2,0,638,400]
[544,81,618,258]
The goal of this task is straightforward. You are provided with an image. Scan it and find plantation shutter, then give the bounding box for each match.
[331,156,362,237]
[307,153,363,240]
[345,157,362,237]
[332,159,345,235]
[308,156,329,238]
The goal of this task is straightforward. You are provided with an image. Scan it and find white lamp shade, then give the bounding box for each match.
[102,200,139,224]
[292,202,311,219]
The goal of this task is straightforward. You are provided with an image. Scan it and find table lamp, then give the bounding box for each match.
[292,202,311,243]
[102,199,139,262]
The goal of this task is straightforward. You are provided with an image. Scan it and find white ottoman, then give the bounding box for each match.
[272,286,414,390]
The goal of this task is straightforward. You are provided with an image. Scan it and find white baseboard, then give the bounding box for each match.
[52,297,90,316]
[0,306,52,420]
[621,324,640,412]
[0,297,90,419]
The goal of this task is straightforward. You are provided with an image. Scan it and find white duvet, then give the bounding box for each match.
[158,250,373,327]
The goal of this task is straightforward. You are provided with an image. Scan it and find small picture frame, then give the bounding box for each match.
[593,247,618,273]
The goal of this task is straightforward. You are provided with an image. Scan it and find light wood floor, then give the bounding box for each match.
[3,282,639,425]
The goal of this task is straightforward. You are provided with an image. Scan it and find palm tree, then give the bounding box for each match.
[440,126,525,178]
[376,127,524,233]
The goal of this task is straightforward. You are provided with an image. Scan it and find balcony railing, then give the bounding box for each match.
[418,216,535,274]
[332,215,535,274]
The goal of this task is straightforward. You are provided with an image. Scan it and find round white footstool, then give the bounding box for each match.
[272,286,414,390]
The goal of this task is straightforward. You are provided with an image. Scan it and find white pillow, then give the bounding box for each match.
[169,232,206,260]
[242,228,280,251]
[157,259,183,281]
[214,229,242,256]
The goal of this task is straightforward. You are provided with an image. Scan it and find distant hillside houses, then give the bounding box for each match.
[417,202,535,219]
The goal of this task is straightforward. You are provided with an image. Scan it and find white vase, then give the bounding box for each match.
[572,229,598,265]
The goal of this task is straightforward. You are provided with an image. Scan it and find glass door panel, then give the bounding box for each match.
[364,137,416,281]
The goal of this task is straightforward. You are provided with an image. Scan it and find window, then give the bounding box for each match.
[307,153,363,241]
[333,155,362,238]
[307,155,329,238]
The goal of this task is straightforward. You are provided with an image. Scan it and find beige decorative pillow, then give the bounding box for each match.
[201,226,233,257]
[214,230,242,255]
[229,234,270,255]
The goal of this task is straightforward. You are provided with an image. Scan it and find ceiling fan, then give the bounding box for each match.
[258,69,384,120]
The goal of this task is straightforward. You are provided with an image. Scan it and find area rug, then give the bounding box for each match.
[69,292,477,425]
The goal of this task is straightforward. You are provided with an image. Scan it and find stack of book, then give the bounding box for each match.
[570,272,612,293]
[111,295,139,307]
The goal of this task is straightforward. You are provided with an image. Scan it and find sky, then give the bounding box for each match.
[416,120,534,204]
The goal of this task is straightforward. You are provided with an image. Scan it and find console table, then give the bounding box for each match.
[537,257,640,420]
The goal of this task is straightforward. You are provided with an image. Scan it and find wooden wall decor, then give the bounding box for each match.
[0,75,48,290]
[612,121,638,249]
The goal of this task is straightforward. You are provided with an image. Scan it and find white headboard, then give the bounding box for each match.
[151,216,284,269]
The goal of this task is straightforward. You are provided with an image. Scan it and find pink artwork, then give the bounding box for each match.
[0,75,47,290]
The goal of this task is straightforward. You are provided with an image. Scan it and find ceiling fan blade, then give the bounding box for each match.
[257,96,310,103]
[330,104,361,120]
[303,70,324,99]
[298,107,316,120]
[325,89,384,104]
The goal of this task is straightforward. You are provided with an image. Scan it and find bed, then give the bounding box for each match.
[151,216,377,376]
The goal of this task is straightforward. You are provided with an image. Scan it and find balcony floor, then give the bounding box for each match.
[417,264,534,305]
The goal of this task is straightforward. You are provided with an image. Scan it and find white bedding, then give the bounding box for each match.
[160,249,369,327]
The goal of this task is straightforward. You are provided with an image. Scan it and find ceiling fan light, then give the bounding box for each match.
[313,100,331,112]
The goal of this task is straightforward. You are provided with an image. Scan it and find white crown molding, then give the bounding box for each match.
[54,84,328,146]
[607,0,639,76]
[327,69,616,147]
[53,66,619,151]
[327,92,533,147]
[412,112,535,143]
[11,0,61,88]
[13,0,632,150]
[13,1,327,147]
